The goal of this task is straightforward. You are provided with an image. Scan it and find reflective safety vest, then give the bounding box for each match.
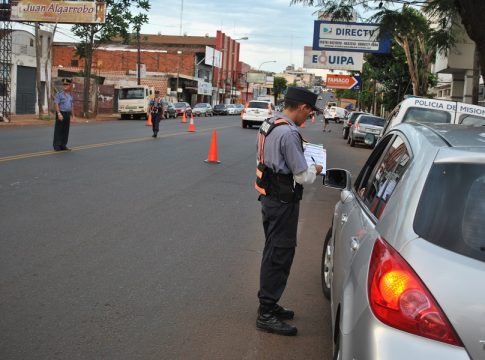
[149,97,163,113]
[255,118,304,203]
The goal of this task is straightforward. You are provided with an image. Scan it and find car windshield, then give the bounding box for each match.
[194,104,207,108]
[358,116,385,126]
[414,163,485,263]
[248,102,269,109]
[226,104,235,108]
[174,103,186,108]
[214,105,225,109]
[460,114,485,126]
[119,88,144,100]
[403,107,451,124]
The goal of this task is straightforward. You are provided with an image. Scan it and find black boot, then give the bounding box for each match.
[270,304,294,320]
[256,312,297,336]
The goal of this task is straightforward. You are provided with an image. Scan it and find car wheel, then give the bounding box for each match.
[321,227,333,300]
[350,135,356,147]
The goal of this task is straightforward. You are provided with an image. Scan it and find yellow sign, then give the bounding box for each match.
[10,0,106,24]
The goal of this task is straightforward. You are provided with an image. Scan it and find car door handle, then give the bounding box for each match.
[350,237,360,252]
[341,213,348,224]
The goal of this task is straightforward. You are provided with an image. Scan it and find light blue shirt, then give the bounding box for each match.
[54,91,73,112]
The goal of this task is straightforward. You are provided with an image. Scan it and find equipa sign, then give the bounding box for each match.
[10,0,106,24]
[326,74,361,90]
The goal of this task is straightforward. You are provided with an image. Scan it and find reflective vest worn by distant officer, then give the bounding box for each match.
[255,118,304,203]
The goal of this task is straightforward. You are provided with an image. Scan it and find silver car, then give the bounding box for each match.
[322,123,485,360]
[348,114,385,147]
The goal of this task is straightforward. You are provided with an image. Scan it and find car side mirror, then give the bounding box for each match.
[323,168,351,190]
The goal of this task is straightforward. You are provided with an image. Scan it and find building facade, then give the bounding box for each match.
[52,31,244,106]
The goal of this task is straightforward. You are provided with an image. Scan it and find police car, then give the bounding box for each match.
[382,96,485,135]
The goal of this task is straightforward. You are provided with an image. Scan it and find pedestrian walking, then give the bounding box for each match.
[150,90,163,138]
[53,78,75,151]
[255,87,323,336]
[323,104,332,132]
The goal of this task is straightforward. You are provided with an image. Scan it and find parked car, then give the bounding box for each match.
[348,114,385,147]
[321,123,485,360]
[225,104,243,115]
[342,111,366,139]
[192,103,213,117]
[174,102,192,117]
[382,96,485,135]
[241,100,275,128]
[161,101,176,119]
[213,104,228,115]
[235,104,245,114]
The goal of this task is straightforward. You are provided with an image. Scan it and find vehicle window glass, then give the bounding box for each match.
[358,116,385,126]
[358,136,410,219]
[119,88,144,100]
[248,102,269,109]
[414,163,485,263]
[403,107,451,124]
[460,114,485,126]
[174,102,185,108]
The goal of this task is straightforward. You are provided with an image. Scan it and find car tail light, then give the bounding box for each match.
[368,238,463,347]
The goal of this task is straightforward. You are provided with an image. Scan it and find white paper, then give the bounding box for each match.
[304,143,327,175]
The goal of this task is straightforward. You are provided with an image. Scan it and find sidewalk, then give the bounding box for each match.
[0,113,120,127]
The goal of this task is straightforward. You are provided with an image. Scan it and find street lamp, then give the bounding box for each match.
[175,50,182,101]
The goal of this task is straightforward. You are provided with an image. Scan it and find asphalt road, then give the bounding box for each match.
[0,115,371,360]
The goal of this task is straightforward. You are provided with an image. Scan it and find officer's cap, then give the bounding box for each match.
[62,78,72,85]
[284,87,320,111]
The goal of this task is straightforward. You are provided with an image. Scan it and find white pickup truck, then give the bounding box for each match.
[118,85,154,120]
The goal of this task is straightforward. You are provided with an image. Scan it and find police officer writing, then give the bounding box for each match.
[53,78,75,151]
[149,90,163,138]
[255,87,323,336]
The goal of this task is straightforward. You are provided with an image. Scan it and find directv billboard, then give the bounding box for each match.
[313,21,391,54]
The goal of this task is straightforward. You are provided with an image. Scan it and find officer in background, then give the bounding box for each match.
[149,90,163,138]
[53,78,75,151]
[255,87,323,336]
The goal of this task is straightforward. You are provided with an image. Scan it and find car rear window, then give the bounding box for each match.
[359,116,385,126]
[414,163,485,263]
[214,105,225,109]
[460,114,485,126]
[403,107,451,124]
[248,102,269,109]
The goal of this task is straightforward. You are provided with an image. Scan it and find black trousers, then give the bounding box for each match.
[53,111,71,149]
[152,112,160,133]
[258,196,300,312]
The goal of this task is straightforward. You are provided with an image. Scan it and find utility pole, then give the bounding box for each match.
[137,30,141,85]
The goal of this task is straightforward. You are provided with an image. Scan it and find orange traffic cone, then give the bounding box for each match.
[146,113,152,126]
[312,114,316,124]
[191,112,195,122]
[181,112,187,123]
[204,129,220,164]
[187,114,196,132]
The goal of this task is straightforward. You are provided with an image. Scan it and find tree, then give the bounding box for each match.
[273,76,288,103]
[73,0,150,117]
[291,0,485,83]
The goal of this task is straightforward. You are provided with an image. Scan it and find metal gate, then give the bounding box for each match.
[16,66,36,114]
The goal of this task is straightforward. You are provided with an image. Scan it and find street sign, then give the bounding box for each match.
[313,21,391,53]
[303,46,363,71]
[198,80,212,96]
[326,74,361,90]
[10,0,106,24]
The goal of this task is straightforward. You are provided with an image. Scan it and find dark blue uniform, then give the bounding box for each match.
[53,90,73,150]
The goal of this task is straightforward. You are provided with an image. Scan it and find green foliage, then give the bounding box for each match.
[73,0,150,58]
[273,76,288,101]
